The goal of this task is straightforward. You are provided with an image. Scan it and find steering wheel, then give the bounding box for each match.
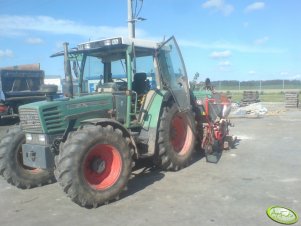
[115,78,127,91]
[116,78,127,83]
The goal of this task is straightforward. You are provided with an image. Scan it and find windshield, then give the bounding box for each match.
[158,37,190,111]
[68,49,158,93]
[82,56,127,80]
[82,56,103,80]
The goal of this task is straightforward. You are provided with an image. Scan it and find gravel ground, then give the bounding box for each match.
[0,103,300,226]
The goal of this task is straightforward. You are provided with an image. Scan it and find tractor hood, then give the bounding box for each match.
[19,93,113,134]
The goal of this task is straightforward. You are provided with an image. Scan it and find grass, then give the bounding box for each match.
[260,93,285,102]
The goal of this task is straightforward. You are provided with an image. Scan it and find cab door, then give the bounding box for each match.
[157,36,190,111]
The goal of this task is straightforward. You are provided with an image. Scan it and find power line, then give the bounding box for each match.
[135,0,144,18]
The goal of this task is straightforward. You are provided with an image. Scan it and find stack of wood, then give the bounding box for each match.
[240,91,260,106]
[285,92,299,108]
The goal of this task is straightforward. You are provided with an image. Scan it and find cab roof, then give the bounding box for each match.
[51,37,162,60]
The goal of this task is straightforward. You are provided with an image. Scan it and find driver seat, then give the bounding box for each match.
[132,73,149,95]
[132,72,150,112]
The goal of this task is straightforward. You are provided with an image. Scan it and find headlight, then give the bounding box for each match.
[38,134,46,143]
[84,43,91,49]
[111,38,120,45]
[104,40,111,46]
[25,133,33,141]
[78,37,122,50]
[25,133,48,145]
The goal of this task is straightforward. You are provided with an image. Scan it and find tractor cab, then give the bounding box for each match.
[51,36,190,128]
[51,37,159,126]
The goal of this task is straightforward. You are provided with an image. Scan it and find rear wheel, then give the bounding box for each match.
[156,102,195,171]
[0,127,55,188]
[55,125,132,208]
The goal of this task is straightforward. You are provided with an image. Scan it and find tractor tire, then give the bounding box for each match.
[55,125,132,208]
[156,102,196,171]
[0,127,55,189]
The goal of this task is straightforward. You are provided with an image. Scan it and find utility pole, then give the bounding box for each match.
[127,0,146,38]
[128,0,135,38]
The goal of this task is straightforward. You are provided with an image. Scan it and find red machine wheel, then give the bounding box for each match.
[55,125,132,208]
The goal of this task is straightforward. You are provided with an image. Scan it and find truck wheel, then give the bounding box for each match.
[0,127,55,188]
[156,102,195,171]
[55,125,132,208]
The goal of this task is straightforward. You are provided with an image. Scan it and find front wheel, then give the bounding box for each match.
[0,127,55,188]
[155,102,196,171]
[55,125,132,208]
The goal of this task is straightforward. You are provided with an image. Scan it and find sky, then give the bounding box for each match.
[0,0,301,81]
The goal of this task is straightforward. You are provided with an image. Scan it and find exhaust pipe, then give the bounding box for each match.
[63,42,73,98]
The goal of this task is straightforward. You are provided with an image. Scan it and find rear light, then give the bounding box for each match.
[0,105,7,112]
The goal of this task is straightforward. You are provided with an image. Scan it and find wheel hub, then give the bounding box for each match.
[91,158,106,174]
[205,144,213,154]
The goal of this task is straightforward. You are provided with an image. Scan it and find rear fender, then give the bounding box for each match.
[136,90,167,156]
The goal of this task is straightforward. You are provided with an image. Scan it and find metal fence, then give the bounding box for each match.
[209,80,301,92]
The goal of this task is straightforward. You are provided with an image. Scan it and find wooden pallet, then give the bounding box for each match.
[285,92,299,108]
[241,91,260,106]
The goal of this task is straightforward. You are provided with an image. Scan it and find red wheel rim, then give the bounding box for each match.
[170,113,193,155]
[83,144,122,190]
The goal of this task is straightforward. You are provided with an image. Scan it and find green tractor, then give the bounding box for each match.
[0,36,197,207]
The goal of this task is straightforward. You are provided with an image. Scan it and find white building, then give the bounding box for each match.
[44,76,63,92]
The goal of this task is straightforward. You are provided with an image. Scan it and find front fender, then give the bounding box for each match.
[80,118,138,159]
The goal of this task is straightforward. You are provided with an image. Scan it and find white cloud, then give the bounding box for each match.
[254,36,269,45]
[26,37,44,45]
[219,60,231,66]
[248,70,256,75]
[210,50,231,59]
[280,72,301,80]
[245,2,265,13]
[218,60,231,71]
[179,39,284,54]
[291,74,301,80]
[0,49,14,58]
[281,72,288,76]
[202,0,234,16]
[0,15,146,39]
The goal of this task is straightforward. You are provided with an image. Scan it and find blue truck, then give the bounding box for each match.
[0,68,47,123]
